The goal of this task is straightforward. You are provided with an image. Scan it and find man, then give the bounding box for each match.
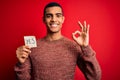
[14,2,101,80]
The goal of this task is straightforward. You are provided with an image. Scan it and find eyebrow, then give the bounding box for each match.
[56,13,63,15]
[45,13,63,15]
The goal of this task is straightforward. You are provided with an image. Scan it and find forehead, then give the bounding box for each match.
[45,6,62,14]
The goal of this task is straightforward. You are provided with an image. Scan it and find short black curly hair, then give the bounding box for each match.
[43,2,64,17]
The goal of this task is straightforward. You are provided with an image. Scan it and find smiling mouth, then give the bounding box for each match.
[50,24,58,28]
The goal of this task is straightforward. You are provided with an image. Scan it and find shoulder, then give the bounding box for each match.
[36,37,47,45]
[62,37,81,52]
[62,36,82,54]
[62,36,78,46]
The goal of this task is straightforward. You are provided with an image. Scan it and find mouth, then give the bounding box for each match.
[50,23,58,28]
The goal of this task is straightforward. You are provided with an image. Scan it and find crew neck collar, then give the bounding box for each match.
[44,36,64,42]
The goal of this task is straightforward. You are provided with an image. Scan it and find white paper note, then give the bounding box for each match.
[24,36,37,48]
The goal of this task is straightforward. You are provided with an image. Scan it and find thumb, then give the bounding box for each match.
[72,31,81,39]
[72,33,77,41]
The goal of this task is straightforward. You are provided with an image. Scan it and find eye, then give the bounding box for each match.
[56,14,62,18]
[46,14,52,18]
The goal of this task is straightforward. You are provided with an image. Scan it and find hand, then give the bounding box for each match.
[16,46,31,64]
[72,21,90,47]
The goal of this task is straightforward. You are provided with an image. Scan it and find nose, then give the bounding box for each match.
[51,15,56,22]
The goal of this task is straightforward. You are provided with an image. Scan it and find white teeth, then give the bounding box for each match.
[51,24,57,27]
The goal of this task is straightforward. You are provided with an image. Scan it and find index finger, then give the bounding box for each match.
[78,21,83,31]
[17,45,31,50]
[24,45,31,49]
[21,45,31,53]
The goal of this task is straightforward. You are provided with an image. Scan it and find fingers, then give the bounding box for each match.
[17,46,31,53]
[84,21,86,29]
[16,45,31,63]
[87,24,90,34]
[72,30,81,40]
[78,20,90,33]
[73,30,81,35]
[78,21,84,31]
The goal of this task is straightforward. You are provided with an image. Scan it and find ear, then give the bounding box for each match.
[62,16,65,23]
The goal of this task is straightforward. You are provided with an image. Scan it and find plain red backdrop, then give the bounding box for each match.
[0,0,120,80]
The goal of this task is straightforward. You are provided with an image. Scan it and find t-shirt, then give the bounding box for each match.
[14,36,101,80]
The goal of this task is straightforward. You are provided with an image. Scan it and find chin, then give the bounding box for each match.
[49,30,60,33]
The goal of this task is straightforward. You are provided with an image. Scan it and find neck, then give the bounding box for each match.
[46,31,63,41]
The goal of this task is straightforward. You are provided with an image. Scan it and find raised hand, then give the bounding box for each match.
[72,21,90,47]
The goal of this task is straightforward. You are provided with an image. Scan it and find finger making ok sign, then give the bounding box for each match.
[72,21,90,47]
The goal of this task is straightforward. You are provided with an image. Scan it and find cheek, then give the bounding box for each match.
[61,17,65,24]
[44,19,49,24]
[60,20,64,24]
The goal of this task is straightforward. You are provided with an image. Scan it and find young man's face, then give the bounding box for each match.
[43,6,65,33]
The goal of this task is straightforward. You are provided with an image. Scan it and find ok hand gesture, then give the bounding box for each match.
[72,21,90,47]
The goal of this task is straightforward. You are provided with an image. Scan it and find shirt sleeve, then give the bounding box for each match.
[77,45,102,80]
[14,57,32,80]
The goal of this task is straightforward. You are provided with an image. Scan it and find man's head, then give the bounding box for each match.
[43,2,65,33]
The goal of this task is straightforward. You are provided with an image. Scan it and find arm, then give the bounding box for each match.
[14,46,32,80]
[72,21,101,80]
[77,46,101,80]
[14,58,32,80]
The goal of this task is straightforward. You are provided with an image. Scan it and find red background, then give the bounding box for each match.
[0,0,120,80]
